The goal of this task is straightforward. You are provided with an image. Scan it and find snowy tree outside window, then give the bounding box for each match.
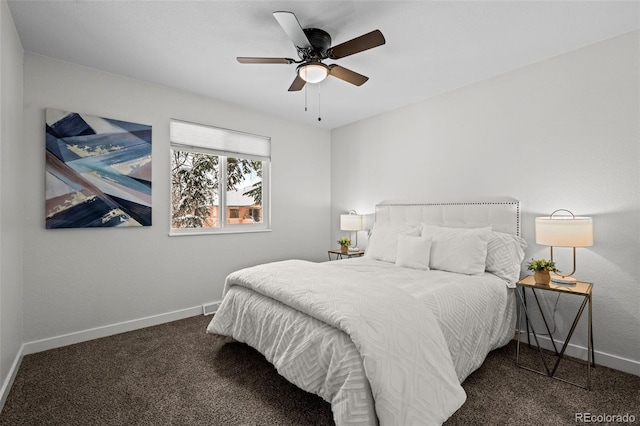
[169,120,270,235]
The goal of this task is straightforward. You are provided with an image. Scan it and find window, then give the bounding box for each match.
[170,119,270,235]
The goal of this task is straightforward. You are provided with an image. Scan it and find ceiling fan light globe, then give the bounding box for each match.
[298,63,328,83]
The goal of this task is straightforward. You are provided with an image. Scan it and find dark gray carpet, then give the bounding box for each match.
[1,315,637,425]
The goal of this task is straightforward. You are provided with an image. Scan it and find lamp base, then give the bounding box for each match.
[348,247,360,252]
[551,274,577,285]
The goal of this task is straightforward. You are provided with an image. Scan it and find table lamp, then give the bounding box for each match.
[535,209,593,284]
[340,210,365,251]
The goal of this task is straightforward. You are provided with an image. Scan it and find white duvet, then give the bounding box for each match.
[207,258,514,426]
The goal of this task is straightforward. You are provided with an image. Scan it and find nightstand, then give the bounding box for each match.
[327,249,365,261]
[515,275,595,390]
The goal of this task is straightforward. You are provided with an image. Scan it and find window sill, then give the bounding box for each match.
[169,228,272,237]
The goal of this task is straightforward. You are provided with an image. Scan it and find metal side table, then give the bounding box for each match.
[327,249,365,261]
[515,275,595,390]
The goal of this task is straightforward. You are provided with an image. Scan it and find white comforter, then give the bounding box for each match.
[207,258,514,426]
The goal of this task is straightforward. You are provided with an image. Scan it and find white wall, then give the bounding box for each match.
[331,31,640,374]
[0,0,24,406]
[21,54,331,344]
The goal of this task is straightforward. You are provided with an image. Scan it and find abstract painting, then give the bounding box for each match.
[45,109,152,228]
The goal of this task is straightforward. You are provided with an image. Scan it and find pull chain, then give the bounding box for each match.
[318,84,322,122]
[301,83,321,122]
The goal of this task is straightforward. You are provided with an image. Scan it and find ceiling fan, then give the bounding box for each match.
[237,11,386,92]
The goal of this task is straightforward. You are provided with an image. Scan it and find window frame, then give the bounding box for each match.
[169,119,271,236]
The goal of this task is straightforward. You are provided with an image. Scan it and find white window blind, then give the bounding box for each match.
[170,119,270,159]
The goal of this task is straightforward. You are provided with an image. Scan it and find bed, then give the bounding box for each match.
[207,199,526,425]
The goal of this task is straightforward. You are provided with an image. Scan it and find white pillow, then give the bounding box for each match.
[485,231,527,287]
[395,235,432,270]
[366,224,422,263]
[422,226,492,275]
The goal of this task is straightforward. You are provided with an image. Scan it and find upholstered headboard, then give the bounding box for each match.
[374,198,520,236]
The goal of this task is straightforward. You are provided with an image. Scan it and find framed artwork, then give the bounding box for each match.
[45,109,152,228]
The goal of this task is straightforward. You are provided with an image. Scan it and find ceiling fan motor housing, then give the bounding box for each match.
[299,28,332,59]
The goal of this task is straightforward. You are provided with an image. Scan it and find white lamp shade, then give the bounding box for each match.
[535,216,593,247]
[340,214,365,231]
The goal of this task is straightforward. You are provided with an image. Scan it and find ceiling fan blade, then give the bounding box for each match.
[237,57,294,64]
[329,30,385,59]
[273,11,312,49]
[288,75,306,91]
[328,65,369,86]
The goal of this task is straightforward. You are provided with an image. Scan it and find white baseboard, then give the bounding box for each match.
[0,344,25,412]
[516,331,640,376]
[22,305,205,356]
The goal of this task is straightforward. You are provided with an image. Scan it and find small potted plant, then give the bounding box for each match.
[527,259,558,285]
[337,237,351,254]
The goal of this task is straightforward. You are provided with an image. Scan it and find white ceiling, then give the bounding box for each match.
[7,1,640,129]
